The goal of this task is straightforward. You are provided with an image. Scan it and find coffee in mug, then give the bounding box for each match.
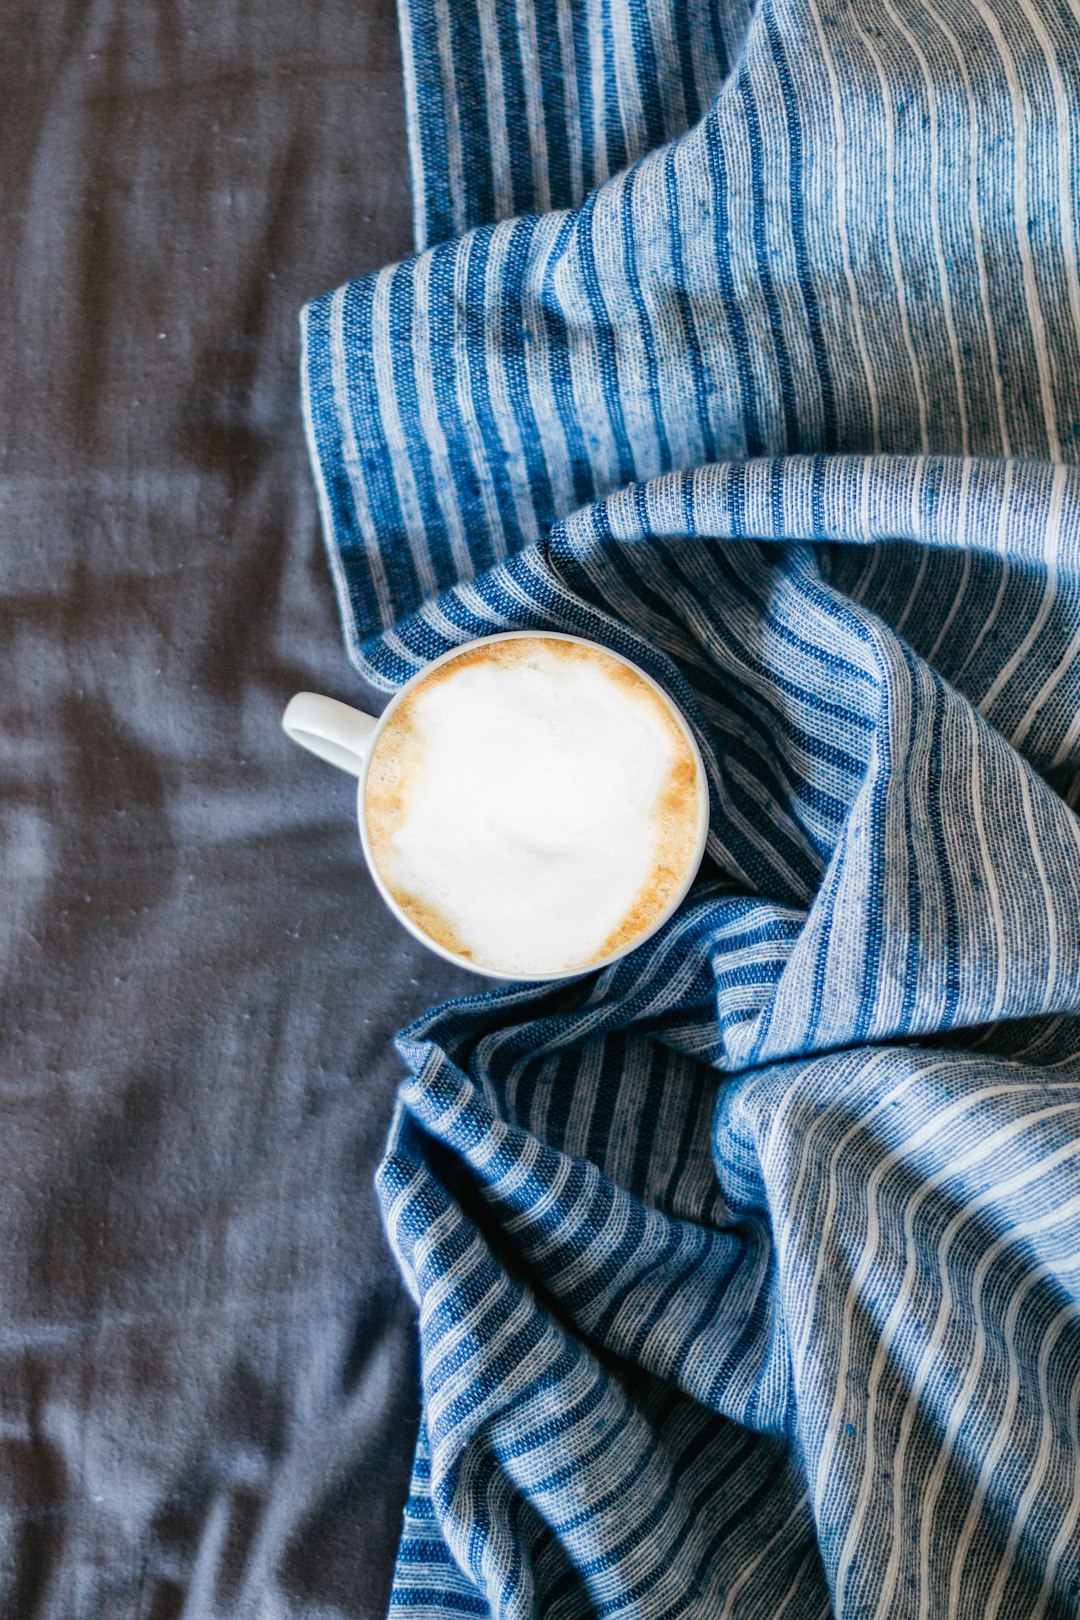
[283,632,708,980]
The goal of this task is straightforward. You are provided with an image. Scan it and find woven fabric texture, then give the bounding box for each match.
[302,0,1080,1612]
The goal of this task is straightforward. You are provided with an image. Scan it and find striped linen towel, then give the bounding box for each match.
[300,0,1080,1612]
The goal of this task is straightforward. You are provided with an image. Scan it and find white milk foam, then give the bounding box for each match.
[365,639,699,976]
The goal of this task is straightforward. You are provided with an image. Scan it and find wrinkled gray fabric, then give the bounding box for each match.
[0,4,463,1614]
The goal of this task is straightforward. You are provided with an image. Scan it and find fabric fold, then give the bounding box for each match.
[300,0,1080,1611]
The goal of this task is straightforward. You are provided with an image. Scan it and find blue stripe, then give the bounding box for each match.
[600,0,629,177]
[574,191,637,486]
[338,276,424,617]
[738,67,799,452]
[664,146,716,461]
[763,2,837,452]
[704,114,764,459]
[621,166,673,469]
[298,0,1080,1609]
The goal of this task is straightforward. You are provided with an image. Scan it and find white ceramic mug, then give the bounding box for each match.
[282,631,709,980]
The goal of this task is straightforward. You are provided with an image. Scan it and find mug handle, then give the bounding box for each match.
[282,692,378,778]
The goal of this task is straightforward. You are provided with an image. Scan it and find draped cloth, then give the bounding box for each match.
[300,0,1080,1611]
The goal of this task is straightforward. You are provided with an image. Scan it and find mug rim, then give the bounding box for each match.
[356,629,711,982]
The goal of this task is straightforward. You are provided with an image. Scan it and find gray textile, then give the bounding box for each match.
[0,4,456,1614]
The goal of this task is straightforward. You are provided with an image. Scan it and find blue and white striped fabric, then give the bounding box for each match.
[300,0,1080,1612]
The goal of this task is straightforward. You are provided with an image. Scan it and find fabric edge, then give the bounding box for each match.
[298,298,368,683]
[394,0,431,252]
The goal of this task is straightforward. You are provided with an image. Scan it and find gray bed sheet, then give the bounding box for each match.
[0,4,475,1614]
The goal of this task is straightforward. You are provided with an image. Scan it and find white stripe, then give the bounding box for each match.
[979,463,1066,716]
[1012,611,1080,757]
[787,1055,929,1369]
[1029,1354,1080,1620]
[1018,767,1059,1013]
[891,546,930,637]
[475,0,514,220]
[884,0,970,453]
[369,266,439,596]
[327,283,395,629]
[433,0,467,235]
[555,0,584,201]
[818,1089,1080,1553]
[949,1285,1080,1618]
[586,0,609,186]
[608,0,647,165]
[449,232,511,563]
[967,714,1008,1023]
[832,1093,1080,1611]
[396,0,429,249]
[513,0,552,213]
[718,1490,809,1620]
[410,250,475,581]
[1011,0,1080,367]
[380,626,428,673]
[478,223,545,550]
[1048,685,1080,770]
[966,0,1061,459]
[859,31,929,452]
[299,301,366,657]
[770,1540,830,1620]
[918,0,1011,455]
[916,1189,1080,1620]
[803,0,882,449]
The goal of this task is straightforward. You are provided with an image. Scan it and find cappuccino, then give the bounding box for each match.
[364,636,704,976]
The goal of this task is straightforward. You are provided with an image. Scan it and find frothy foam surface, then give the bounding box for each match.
[364,638,702,976]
